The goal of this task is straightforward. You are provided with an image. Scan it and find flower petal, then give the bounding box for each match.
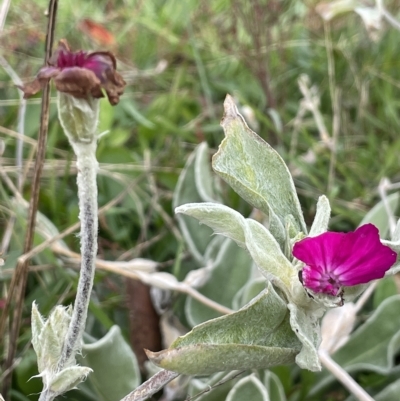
[17,78,43,98]
[332,224,397,285]
[83,52,126,105]
[293,223,397,296]
[17,67,60,98]
[293,231,347,273]
[37,67,61,80]
[47,39,71,67]
[102,67,126,105]
[83,52,116,80]
[53,67,104,99]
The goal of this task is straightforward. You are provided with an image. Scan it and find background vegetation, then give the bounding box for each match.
[1,0,400,400]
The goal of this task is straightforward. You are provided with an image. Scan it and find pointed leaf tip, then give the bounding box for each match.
[31,302,45,356]
[145,284,302,375]
[221,95,246,130]
[214,95,307,243]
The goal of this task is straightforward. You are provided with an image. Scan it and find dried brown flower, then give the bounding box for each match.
[18,39,126,105]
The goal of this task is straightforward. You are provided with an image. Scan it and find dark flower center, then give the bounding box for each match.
[57,50,88,69]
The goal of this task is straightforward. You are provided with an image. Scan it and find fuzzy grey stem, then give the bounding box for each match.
[38,389,55,401]
[58,141,98,370]
[120,370,179,401]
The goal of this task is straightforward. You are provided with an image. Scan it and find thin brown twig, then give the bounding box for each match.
[0,173,143,265]
[0,1,58,397]
[0,125,38,146]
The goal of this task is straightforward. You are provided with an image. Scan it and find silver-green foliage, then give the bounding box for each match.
[31,303,92,399]
[149,95,400,400]
[148,95,334,375]
[147,282,301,375]
[80,326,141,401]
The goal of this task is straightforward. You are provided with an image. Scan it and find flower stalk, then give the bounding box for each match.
[18,39,126,400]
[318,350,375,401]
[58,139,98,370]
[54,91,101,373]
[35,98,100,401]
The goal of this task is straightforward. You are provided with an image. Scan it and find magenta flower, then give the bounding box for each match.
[18,39,125,105]
[293,224,397,296]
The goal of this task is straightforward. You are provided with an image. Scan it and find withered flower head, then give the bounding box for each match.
[19,39,126,105]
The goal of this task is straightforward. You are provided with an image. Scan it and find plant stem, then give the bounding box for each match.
[0,2,58,398]
[57,140,98,370]
[319,350,375,401]
[120,369,179,401]
[39,389,55,401]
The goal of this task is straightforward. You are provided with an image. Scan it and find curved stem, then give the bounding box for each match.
[319,350,375,401]
[58,141,98,370]
[120,369,179,401]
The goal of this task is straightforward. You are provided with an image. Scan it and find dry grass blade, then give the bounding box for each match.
[120,369,180,401]
[0,0,59,397]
